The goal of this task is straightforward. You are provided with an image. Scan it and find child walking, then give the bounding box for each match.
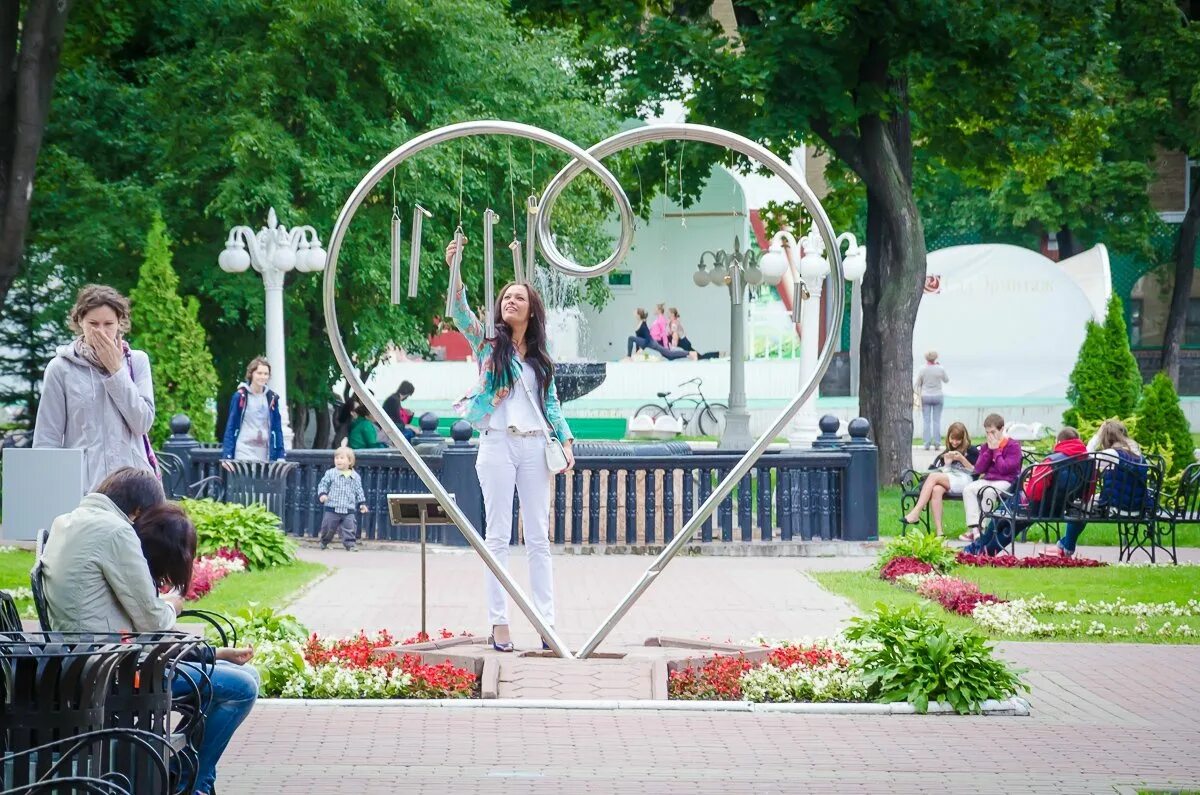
[317,446,368,550]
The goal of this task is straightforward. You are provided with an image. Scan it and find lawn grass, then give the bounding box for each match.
[182,559,327,618]
[0,547,326,625]
[814,565,1200,644]
[876,485,1200,547]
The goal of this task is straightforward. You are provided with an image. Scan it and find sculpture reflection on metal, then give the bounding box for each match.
[323,120,842,661]
[323,121,636,660]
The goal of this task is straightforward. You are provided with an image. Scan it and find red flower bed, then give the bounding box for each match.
[214,547,250,568]
[302,630,476,697]
[879,556,935,580]
[767,645,847,669]
[916,576,1005,616]
[956,552,1105,569]
[667,654,753,700]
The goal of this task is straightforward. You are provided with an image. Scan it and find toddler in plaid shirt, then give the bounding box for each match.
[317,446,368,550]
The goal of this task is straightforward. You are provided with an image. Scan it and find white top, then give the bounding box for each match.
[235,389,271,461]
[488,359,544,433]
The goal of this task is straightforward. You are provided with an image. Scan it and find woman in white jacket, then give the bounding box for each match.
[33,285,156,492]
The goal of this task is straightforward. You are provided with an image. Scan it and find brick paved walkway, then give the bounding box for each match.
[219,642,1200,794]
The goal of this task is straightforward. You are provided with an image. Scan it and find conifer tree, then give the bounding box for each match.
[1064,295,1143,427]
[1135,372,1194,475]
[0,252,73,427]
[128,216,219,446]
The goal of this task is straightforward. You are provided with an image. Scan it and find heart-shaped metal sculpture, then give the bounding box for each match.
[323,121,842,660]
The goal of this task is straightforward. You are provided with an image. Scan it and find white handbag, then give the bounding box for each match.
[516,367,570,473]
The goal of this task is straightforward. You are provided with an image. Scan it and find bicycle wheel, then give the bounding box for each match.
[634,403,668,420]
[699,403,728,437]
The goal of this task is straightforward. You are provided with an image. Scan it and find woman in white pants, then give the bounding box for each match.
[445,239,575,652]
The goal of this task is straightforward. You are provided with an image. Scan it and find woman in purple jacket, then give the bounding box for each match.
[960,413,1022,541]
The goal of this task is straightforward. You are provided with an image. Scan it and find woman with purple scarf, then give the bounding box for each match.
[34,285,157,492]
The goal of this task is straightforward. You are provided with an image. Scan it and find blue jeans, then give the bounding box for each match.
[921,397,943,448]
[1058,521,1086,553]
[171,661,260,794]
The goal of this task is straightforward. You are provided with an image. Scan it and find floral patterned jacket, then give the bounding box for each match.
[450,287,573,443]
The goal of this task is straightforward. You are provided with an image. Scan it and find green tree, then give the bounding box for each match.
[1135,371,1193,476]
[29,0,621,448]
[0,250,74,425]
[1064,295,1143,427]
[128,216,219,446]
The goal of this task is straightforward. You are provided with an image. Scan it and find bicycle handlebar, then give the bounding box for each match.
[677,377,702,388]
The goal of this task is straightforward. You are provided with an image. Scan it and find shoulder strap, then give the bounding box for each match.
[515,362,555,445]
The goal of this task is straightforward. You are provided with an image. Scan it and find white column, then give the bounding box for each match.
[787,276,824,446]
[261,268,293,449]
[850,279,863,396]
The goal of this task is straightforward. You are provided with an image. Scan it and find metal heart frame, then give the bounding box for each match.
[323,121,636,659]
[538,124,843,658]
[322,120,842,660]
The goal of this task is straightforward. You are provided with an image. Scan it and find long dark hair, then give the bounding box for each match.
[488,281,555,404]
[133,503,197,594]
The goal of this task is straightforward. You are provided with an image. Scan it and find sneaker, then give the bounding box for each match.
[319,542,329,550]
[1040,546,1073,559]
[345,546,359,552]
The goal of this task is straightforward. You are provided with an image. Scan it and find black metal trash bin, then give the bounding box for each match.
[0,636,139,791]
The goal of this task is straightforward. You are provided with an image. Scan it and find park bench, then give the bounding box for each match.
[1153,461,1200,565]
[898,447,1040,534]
[978,451,1172,563]
[156,450,225,501]
[220,459,298,520]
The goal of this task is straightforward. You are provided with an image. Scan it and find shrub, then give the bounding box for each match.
[876,531,956,573]
[1136,372,1194,477]
[181,498,296,569]
[1064,295,1141,428]
[844,604,1029,714]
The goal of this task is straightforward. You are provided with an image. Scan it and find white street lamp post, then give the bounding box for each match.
[839,234,868,396]
[692,237,764,450]
[218,207,327,449]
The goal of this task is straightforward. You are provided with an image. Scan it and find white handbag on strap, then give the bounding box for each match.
[516,366,570,473]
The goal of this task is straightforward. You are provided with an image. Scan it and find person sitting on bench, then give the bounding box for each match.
[901,422,979,536]
[964,427,1088,556]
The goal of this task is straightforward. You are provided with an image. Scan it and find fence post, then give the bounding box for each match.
[414,412,446,454]
[161,414,200,475]
[840,417,879,541]
[438,420,482,547]
[811,414,841,450]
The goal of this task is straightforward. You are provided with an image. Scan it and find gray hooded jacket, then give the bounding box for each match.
[33,341,156,492]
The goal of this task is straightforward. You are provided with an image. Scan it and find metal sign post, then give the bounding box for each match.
[387,493,456,638]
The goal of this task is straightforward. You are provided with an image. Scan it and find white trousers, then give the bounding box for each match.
[475,432,555,627]
[962,478,1011,529]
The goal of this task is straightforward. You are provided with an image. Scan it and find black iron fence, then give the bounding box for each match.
[162,413,879,546]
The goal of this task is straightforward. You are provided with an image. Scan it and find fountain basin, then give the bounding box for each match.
[555,362,607,403]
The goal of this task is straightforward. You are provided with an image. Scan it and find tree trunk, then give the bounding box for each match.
[291,401,309,448]
[0,0,72,310]
[313,403,333,449]
[1056,225,1079,260]
[856,109,926,484]
[1160,176,1200,386]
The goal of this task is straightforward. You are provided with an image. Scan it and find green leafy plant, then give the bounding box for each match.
[229,604,310,645]
[181,499,297,569]
[845,604,1028,714]
[875,530,956,573]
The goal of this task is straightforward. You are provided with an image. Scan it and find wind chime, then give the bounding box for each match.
[388,141,540,339]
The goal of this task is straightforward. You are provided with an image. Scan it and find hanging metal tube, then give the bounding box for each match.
[408,205,432,299]
[445,226,465,320]
[524,196,539,286]
[483,209,498,337]
[390,212,403,305]
[509,238,525,284]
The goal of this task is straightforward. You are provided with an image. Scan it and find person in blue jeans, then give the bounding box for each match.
[1044,419,1147,559]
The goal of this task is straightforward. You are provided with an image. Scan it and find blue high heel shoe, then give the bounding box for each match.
[489,626,514,653]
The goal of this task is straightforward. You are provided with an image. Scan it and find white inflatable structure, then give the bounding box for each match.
[914,244,1111,399]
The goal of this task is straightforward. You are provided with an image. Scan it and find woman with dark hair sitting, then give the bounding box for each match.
[41,467,257,795]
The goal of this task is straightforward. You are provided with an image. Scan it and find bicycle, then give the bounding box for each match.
[634,377,728,437]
